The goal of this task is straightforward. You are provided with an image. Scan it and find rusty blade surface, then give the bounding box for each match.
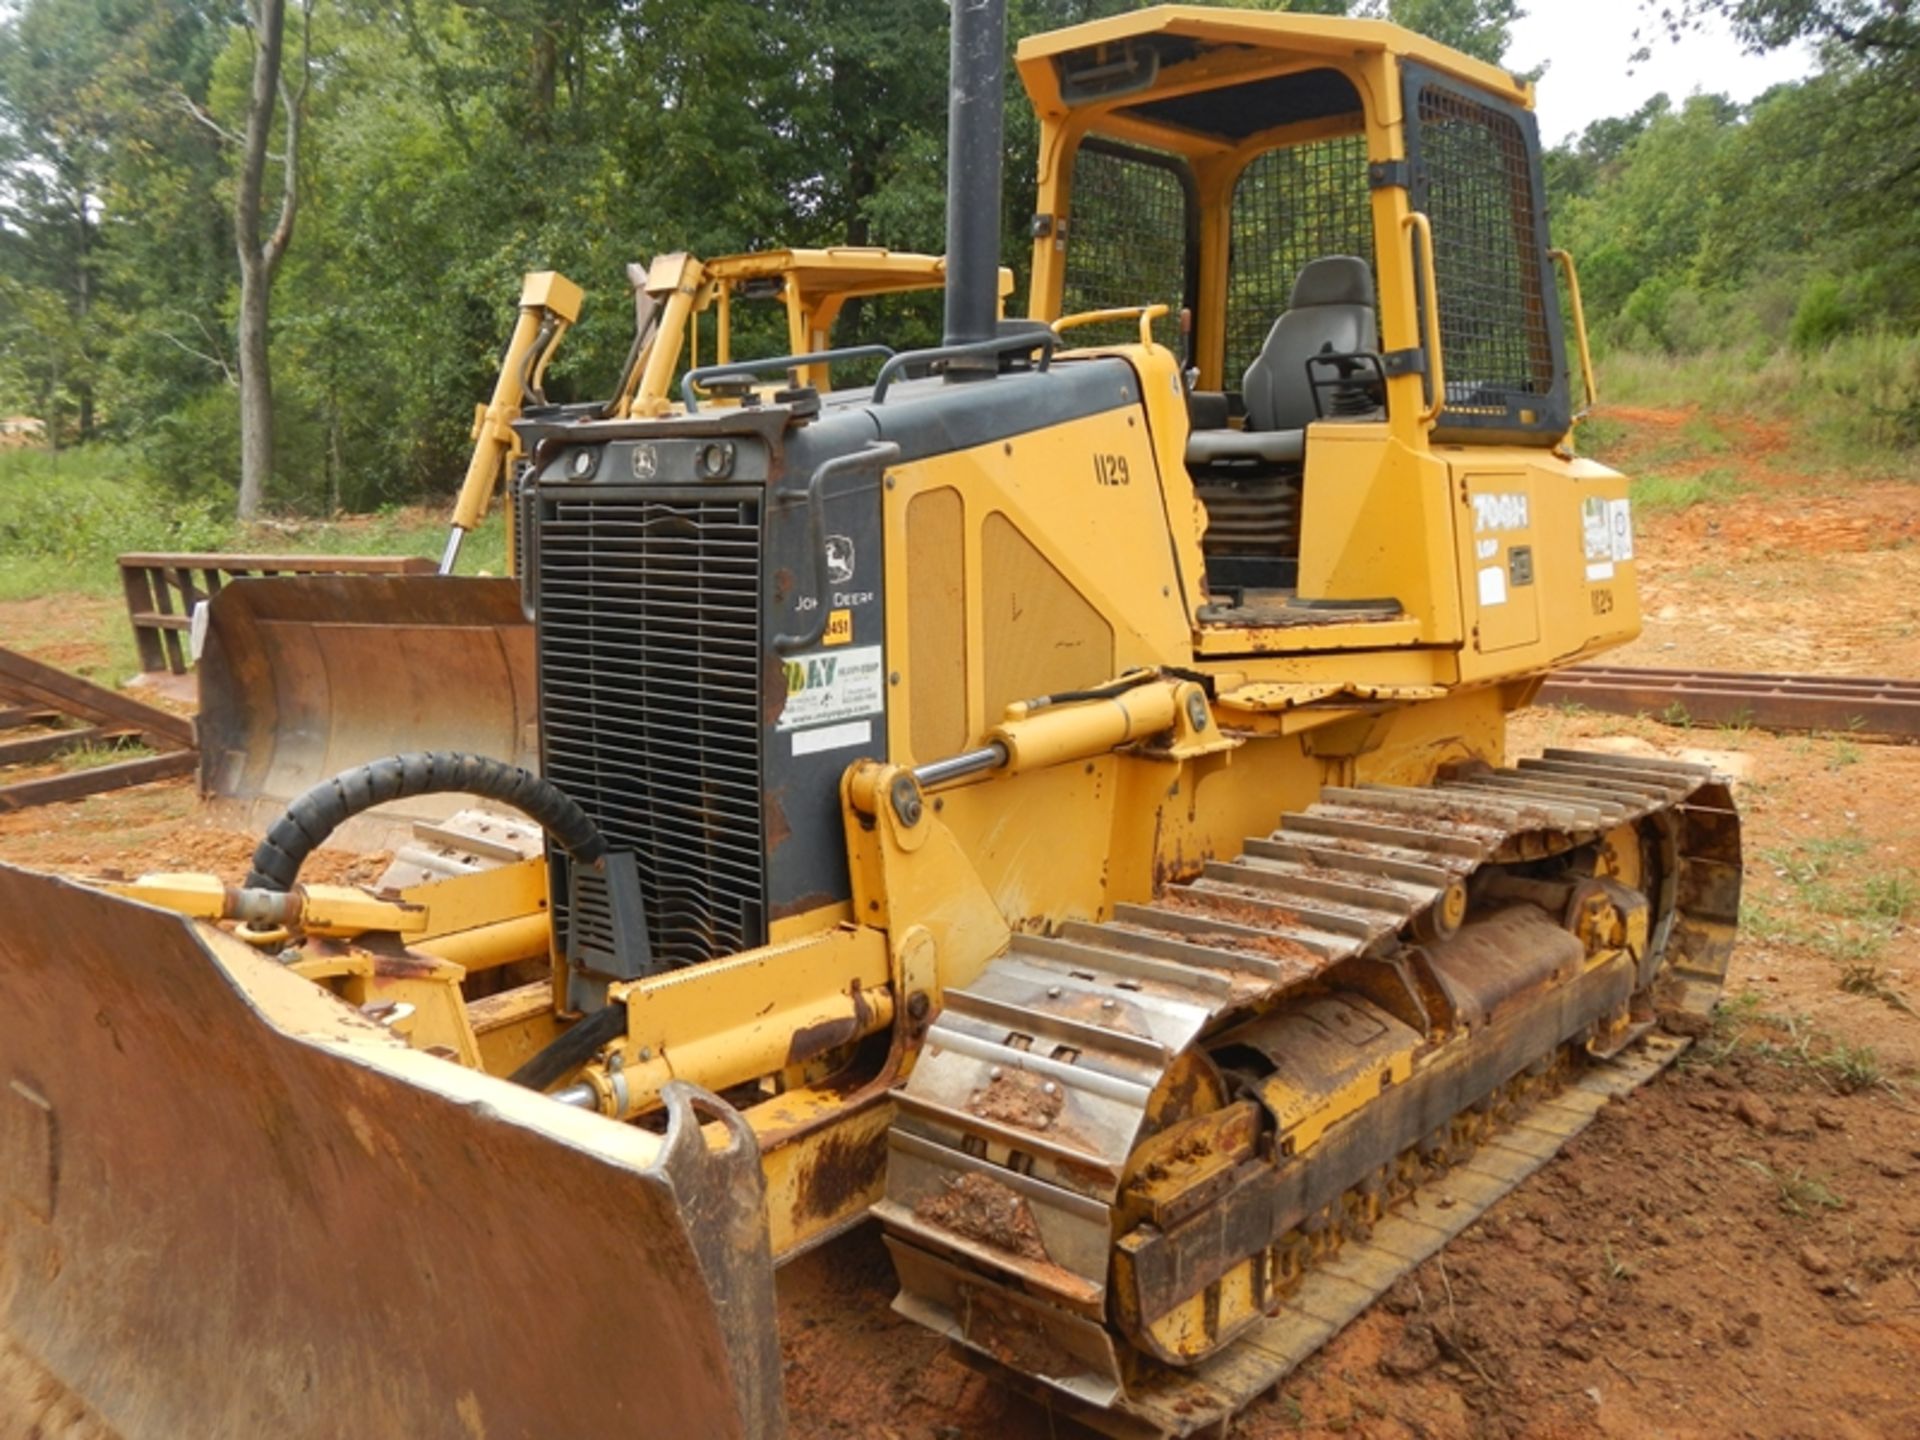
[1538,665,1920,741]
[0,865,784,1440]
[196,575,538,845]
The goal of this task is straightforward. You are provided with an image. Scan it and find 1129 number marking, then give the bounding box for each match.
[1093,453,1131,487]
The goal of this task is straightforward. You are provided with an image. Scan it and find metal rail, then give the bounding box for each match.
[119,552,435,678]
[1538,665,1920,740]
[0,645,198,810]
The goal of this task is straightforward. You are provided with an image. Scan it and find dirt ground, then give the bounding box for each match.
[1,405,1917,1438]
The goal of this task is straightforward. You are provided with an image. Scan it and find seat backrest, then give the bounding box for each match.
[1241,257,1377,434]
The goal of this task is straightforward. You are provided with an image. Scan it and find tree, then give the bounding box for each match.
[0,0,113,442]
[1358,0,1525,66]
[1638,0,1917,58]
[232,0,313,520]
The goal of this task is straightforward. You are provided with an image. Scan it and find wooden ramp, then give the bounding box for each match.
[0,646,197,810]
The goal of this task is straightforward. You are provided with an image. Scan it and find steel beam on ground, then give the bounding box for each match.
[1538,666,1920,740]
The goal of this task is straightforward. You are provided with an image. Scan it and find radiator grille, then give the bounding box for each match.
[536,489,766,969]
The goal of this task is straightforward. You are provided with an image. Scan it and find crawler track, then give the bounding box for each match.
[1539,665,1920,740]
[879,750,1740,1438]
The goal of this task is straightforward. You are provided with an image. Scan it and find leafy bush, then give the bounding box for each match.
[1789,277,1859,353]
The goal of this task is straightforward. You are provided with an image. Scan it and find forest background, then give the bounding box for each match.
[0,0,1914,544]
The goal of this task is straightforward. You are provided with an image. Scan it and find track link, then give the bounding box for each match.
[877,750,1740,1436]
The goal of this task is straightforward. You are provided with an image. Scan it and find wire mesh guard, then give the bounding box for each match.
[1060,144,1191,351]
[1415,84,1556,413]
[1225,133,1376,384]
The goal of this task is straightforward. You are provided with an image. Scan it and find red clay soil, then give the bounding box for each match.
[1598,405,1920,677]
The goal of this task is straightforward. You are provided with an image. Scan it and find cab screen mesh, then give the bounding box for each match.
[1415,84,1556,413]
[1224,133,1374,385]
[1061,142,1193,351]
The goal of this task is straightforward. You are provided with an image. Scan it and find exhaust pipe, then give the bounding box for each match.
[942,0,1006,366]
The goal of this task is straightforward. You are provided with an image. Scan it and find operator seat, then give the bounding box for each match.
[1186,256,1377,467]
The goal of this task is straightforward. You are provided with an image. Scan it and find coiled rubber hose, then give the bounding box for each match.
[246,751,607,893]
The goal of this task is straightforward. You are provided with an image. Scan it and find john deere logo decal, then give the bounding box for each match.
[825,534,856,585]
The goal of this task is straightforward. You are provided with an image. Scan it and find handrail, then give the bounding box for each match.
[1549,247,1599,417]
[1402,211,1445,425]
[871,330,1056,403]
[1051,303,1170,347]
[680,344,897,412]
[772,441,902,654]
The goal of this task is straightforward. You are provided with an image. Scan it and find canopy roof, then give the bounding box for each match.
[1016,6,1532,155]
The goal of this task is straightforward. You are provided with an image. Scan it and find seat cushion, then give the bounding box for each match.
[1241,256,1377,434]
[1184,428,1305,466]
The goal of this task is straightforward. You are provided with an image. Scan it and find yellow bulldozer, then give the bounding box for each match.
[0,5,1741,1438]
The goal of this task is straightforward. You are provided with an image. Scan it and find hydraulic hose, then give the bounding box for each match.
[508,1002,628,1093]
[245,751,606,893]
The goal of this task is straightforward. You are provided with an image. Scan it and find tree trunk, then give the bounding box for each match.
[233,0,305,521]
[237,261,274,518]
[73,179,95,441]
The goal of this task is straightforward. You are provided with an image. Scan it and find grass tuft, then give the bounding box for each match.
[1741,1159,1846,1219]
[59,739,156,771]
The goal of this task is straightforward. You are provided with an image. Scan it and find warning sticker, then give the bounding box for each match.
[1607,498,1634,561]
[778,645,885,733]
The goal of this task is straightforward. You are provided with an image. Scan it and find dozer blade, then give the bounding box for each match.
[196,575,537,842]
[0,865,783,1440]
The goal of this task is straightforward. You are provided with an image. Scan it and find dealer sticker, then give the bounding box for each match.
[1581,496,1612,562]
[778,645,885,732]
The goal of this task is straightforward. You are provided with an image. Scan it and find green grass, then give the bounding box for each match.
[1815,1042,1886,1095]
[59,738,156,770]
[1595,330,1920,476]
[1740,1159,1847,1218]
[1838,963,1915,1016]
[1630,466,1749,512]
[1865,872,1917,921]
[1698,998,1902,1100]
[0,443,503,605]
[1752,833,1910,966]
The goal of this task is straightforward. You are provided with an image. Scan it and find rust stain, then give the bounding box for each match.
[373,953,440,980]
[784,981,874,1068]
[793,1125,887,1221]
[915,1173,1049,1263]
[760,649,790,728]
[1152,840,1213,894]
[765,789,793,853]
[786,1013,860,1068]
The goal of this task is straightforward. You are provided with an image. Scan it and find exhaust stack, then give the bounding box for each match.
[942,0,1006,362]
